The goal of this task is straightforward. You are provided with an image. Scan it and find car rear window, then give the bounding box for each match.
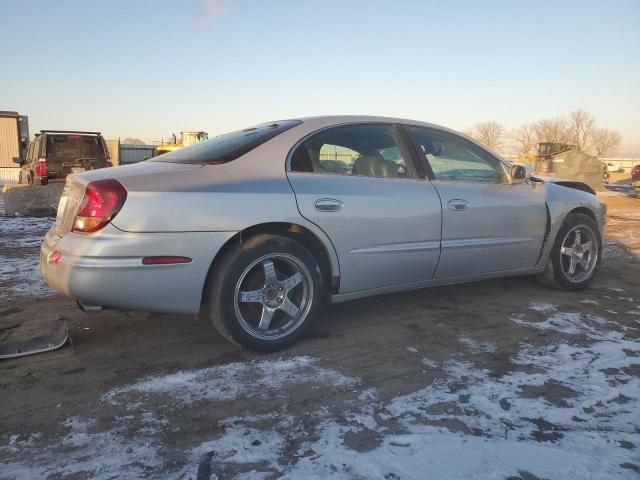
[46,135,106,160]
[151,120,302,164]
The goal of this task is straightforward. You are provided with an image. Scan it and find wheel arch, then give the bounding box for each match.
[201,221,339,311]
[536,202,601,269]
[567,206,597,222]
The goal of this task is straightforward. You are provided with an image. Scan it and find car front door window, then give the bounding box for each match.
[407,126,505,183]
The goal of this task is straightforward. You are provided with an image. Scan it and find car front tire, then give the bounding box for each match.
[205,234,324,352]
[537,213,602,291]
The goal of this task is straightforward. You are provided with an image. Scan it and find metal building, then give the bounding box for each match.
[0,111,29,184]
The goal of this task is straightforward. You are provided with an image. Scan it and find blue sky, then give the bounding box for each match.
[1,0,639,153]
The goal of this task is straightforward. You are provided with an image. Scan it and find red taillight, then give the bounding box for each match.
[632,166,640,176]
[36,158,47,177]
[72,179,127,233]
[106,160,113,168]
[48,251,62,265]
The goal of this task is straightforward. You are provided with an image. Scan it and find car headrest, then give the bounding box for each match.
[352,156,394,178]
[422,141,442,156]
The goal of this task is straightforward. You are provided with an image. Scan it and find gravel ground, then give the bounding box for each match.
[0,188,639,479]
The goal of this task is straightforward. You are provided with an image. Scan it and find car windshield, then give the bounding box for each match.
[152,120,302,164]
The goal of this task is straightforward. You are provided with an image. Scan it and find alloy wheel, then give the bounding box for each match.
[233,253,313,340]
[559,225,599,283]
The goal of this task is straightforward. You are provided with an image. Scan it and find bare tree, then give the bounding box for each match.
[467,121,505,150]
[122,138,146,145]
[534,118,569,144]
[510,123,537,156]
[567,110,595,152]
[591,128,621,157]
[462,127,475,139]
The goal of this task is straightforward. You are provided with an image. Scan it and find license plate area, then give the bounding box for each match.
[71,167,85,173]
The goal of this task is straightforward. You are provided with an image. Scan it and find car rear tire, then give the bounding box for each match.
[205,234,325,352]
[537,213,601,291]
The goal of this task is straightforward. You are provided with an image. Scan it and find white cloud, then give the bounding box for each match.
[197,0,225,28]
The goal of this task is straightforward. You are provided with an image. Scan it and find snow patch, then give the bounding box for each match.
[458,336,497,354]
[188,326,639,478]
[0,196,55,299]
[0,415,166,480]
[421,358,439,369]
[512,310,623,340]
[3,309,639,479]
[528,302,558,313]
[1,356,359,479]
[580,299,599,305]
[105,356,358,407]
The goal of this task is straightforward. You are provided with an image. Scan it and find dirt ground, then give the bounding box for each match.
[0,187,639,479]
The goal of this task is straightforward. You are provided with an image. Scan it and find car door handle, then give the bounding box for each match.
[314,198,343,212]
[447,199,469,211]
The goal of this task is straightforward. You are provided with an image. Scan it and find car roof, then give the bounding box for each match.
[39,130,102,136]
[292,115,461,135]
[274,115,510,168]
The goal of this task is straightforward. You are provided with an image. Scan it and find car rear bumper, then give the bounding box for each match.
[40,224,236,314]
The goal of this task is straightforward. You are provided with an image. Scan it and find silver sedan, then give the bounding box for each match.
[41,116,606,351]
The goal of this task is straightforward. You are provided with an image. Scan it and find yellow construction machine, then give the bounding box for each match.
[154,131,208,156]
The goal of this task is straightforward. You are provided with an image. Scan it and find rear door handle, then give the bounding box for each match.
[314,198,343,212]
[447,199,469,211]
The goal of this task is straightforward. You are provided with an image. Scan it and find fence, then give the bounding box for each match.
[502,154,638,173]
[120,144,155,164]
[318,153,358,163]
[0,167,20,184]
[600,158,638,173]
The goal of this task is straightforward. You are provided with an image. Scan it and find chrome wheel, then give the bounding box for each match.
[559,225,599,283]
[233,253,313,340]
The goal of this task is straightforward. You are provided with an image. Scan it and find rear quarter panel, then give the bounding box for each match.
[109,152,307,233]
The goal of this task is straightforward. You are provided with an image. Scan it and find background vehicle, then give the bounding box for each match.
[534,142,602,190]
[41,116,606,352]
[632,164,640,191]
[19,130,111,185]
[154,130,208,156]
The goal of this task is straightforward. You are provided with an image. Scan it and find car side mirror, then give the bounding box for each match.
[510,164,527,182]
[12,156,23,165]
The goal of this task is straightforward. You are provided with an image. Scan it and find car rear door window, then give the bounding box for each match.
[290,124,415,179]
[407,126,506,183]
